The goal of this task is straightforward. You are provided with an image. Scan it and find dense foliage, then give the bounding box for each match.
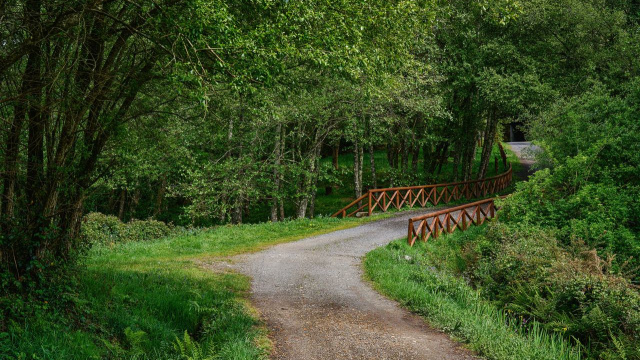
[1,0,639,358]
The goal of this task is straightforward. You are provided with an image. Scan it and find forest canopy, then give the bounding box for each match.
[1,0,639,357]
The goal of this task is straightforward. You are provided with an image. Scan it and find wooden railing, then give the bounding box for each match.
[331,164,512,218]
[407,197,503,246]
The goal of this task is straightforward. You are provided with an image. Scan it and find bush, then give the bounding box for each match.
[468,223,640,359]
[81,213,172,246]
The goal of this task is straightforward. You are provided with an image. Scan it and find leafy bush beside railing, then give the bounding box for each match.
[81,212,172,245]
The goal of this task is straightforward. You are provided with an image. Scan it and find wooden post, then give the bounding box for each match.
[408,220,414,245]
[368,192,372,216]
[434,219,439,238]
[462,212,467,231]
[383,192,387,211]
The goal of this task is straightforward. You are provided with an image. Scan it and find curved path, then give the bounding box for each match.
[235,209,478,359]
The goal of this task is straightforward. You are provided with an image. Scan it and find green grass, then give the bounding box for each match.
[3,215,386,360]
[363,231,581,360]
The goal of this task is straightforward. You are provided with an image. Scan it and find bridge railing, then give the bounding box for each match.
[406,197,504,246]
[331,164,512,218]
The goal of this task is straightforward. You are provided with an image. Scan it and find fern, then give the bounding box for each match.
[124,327,147,355]
[173,330,214,360]
[610,334,627,360]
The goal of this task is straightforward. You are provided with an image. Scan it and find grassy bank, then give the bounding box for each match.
[2,215,384,359]
[364,233,581,360]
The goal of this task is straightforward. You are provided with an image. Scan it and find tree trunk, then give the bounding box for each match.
[452,147,460,181]
[1,96,26,222]
[477,114,499,179]
[401,140,409,171]
[297,130,322,219]
[118,189,126,220]
[308,145,321,218]
[497,142,508,169]
[232,203,243,224]
[369,143,377,189]
[462,138,477,181]
[354,140,362,198]
[129,188,141,218]
[153,176,167,217]
[411,143,420,175]
[437,146,449,175]
[332,144,339,170]
[358,143,364,191]
[270,123,283,222]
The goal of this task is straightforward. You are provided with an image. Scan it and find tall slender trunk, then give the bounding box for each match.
[462,138,477,181]
[477,115,498,179]
[422,144,429,173]
[278,200,284,221]
[452,146,460,181]
[401,140,409,171]
[369,144,377,189]
[358,144,364,191]
[231,204,243,224]
[2,98,26,222]
[153,176,166,217]
[437,146,449,175]
[308,145,321,218]
[498,142,508,169]
[297,130,322,219]
[118,189,126,220]
[353,140,362,198]
[332,144,339,170]
[270,123,283,222]
[411,142,420,175]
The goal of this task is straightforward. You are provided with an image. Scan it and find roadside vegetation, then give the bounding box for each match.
[2,215,378,359]
[1,0,639,359]
[365,235,581,360]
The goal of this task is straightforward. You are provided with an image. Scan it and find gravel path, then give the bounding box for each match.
[229,208,478,359]
[211,145,536,359]
[507,142,540,178]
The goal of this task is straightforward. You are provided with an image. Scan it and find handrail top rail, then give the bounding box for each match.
[408,195,508,222]
[330,193,368,217]
[370,165,512,193]
[331,162,512,218]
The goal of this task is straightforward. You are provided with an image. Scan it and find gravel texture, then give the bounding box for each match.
[228,208,479,359]
[506,142,539,178]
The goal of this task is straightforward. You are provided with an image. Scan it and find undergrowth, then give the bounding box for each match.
[364,234,581,360]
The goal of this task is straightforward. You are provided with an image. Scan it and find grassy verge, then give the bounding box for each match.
[363,231,581,360]
[3,215,386,360]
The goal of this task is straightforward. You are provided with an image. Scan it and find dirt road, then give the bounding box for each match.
[235,209,478,359]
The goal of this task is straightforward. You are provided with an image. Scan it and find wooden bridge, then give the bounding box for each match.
[406,197,504,246]
[331,165,512,218]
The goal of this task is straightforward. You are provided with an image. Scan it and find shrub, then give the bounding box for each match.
[468,223,640,359]
[81,212,172,246]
